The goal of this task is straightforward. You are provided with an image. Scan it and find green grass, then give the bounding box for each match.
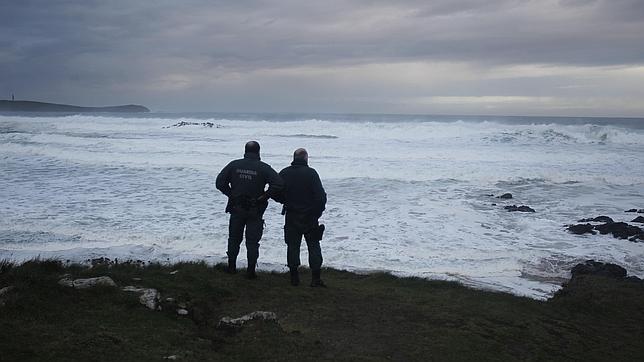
[1,260,643,361]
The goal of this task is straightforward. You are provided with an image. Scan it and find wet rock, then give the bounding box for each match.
[625,209,644,213]
[594,222,643,239]
[578,216,614,223]
[497,193,513,199]
[625,209,637,213]
[123,286,161,310]
[571,260,627,279]
[58,276,117,289]
[631,216,644,223]
[217,311,278,329]
[504,205,535,212]
[567,224,596,235]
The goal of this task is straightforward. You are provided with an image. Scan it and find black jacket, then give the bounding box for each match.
[278,159,326,218]
[216,152,284,213]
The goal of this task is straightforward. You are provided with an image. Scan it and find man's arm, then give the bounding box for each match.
[215,162,233,196]
[311,169,327,218]
[263,165,285,200]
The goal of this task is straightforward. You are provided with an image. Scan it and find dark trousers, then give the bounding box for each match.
[284,213,323,270]
[227,208,264,266]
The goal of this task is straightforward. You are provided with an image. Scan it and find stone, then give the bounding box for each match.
[570,260,627,279]
[497,193,513,199]
[0,286,15,297]
[625,209,637,213]
[594,222,643,239]
[58,276,117,289]
[504,205,535,212]
[123,286,161,310]
[217,311,278,329]
[631,216,644,223]
[566,223,596,235]
[177,308,189,316]
[578,216,614,223]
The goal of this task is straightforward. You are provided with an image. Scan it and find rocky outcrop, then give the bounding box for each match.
[570,260,627,279]
[595,222,642,240]
[122,286,161,310]
[631,216,644,223]
[566,216,644,242]
[497,193,513,199]
[578,216,614,223]
[504,205,535,212]
[217,311,278,330]
[625,209,644,213]
[58,276,117,289]
[567,223,596,235]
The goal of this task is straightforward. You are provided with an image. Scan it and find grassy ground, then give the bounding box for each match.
[1,259,643,361]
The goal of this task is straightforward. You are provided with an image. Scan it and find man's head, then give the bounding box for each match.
[245,141,260,154]
[293,148,308,163]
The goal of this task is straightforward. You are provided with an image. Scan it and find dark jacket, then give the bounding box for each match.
[278,159,326,218]
[216,152,284,213]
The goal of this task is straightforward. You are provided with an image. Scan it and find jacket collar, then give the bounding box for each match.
[244,152,260,160]
[291,158,308,166]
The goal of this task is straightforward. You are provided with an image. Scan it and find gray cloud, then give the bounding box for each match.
[1,0,644,116]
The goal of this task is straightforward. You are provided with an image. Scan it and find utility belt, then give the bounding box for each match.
[283,206,325,240]
[230,195,267,213]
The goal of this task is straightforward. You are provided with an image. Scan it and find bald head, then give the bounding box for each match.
[245,141,260,154]
[293,148,308,163]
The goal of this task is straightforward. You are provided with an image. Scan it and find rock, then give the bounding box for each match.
[631,216,644,223]
[497,193,513,199]
[491,203,497,206]
[58,276,117,289]
[123,286,161,310]
[570,260,627,279]
[567,223,596,235]
[217,311,278,329]
[504,205,535,212]
[58,277,74,287]
[578,216,614,223]
[625,209,644,213]
[0,286,15,297]
[625,209,637,213]
[594,222,643,239]
[170,270,179,275]
[177,308,189,316]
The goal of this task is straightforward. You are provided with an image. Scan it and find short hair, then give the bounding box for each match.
[293,148,308,161]
[245,141,260,154]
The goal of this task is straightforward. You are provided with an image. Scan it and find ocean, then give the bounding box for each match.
[1,112,643,299]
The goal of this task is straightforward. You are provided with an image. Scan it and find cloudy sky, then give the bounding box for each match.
[2,0,644,116]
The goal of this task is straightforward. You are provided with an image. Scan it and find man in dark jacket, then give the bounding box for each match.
[216,141,283,279]
[278,148,327,287]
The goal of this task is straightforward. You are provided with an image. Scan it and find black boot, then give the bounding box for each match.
[289,267,300,286]
[310,269,326,288]
[246,263,257,280]
[225,258,237,274]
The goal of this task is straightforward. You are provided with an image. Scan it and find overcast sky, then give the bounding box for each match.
[2,0,644,116]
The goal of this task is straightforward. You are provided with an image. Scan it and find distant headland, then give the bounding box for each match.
[0,100,150,113]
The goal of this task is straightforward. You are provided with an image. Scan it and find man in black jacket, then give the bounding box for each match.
[216,141,283,279]
[278,148,327,287]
